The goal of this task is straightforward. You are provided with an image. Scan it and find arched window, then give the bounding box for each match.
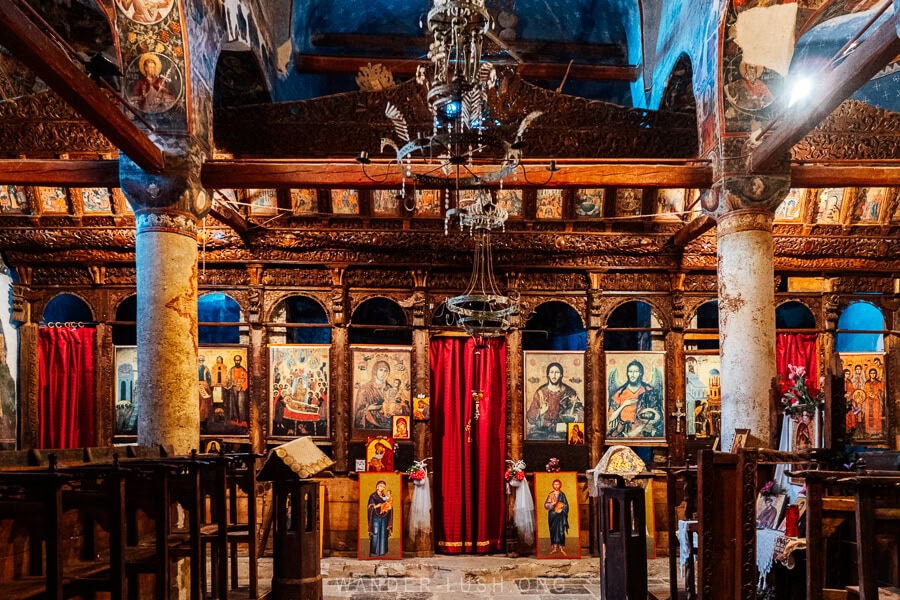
[112,295,138,439]
[604,300,664,351]
[522,301,586,351]
[42,293,92,325]
[199,292,241,344]
[113,295,136,346]
[350,297,411,346]
[836,301,884,353]
[686,300,719,351]
[270,295,331,345]
[776,301,816,330]
[684,300,720,438]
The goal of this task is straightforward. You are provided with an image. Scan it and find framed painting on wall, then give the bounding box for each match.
[76,188,113,214]
[523,351,585,441]
[605,351,666,442]
[839,352,887,443]
[291,188,318,215]
[269,344,330,439]
[654,189,685,219]
[536,189,563,219]
[351,346,412,435]
[815,188,846,224]
[684,354,721,437]
[199,347,249,437]
[534,471,581,559]
[245,189,278,216]
[114,346,138,437]
[331,189,360,214]
[495,189,523,217]
[358,471,402,560]
[372,190,401,217]
[0,185,28,212]
[774,189,805,222]
[36,187,69,214]
[575,188,604,217]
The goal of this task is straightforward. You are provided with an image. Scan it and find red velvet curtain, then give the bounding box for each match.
[431,336,506,554]
[776,333,819,395]
[38,327,96,448]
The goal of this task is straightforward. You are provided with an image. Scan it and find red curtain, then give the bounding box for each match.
[431,336,506,554]
[776,333,819,395]
[38,327,96,448]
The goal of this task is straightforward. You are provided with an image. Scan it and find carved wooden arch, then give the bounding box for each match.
[833,296,889,330]
[265,291,333,326]
[775,298,820,329]
[35,290,96,325]
[600,296,673,331]
[347,292,412,327]
[110,290,137,320]
[519,297,588,331]
[684,296,718,328]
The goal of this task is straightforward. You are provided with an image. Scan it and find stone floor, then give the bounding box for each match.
[321,555,674,599]
[249,555,676,599]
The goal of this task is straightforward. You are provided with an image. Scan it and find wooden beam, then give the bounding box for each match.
[791,163,900,187]
[749,11,900,173]
[209,199,250,237]
[310,32,626,60]
[295,54,639,82]
[0,2,165,172]
[201,161,713,189]
[672,214,715,248]
[0,160,119,186]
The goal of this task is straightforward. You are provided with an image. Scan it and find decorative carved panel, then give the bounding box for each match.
[344,268,415,289]
[602,272,671,292]
[106,268,137,286]
[831,276,894,294]
[517,271,589,291]
[261,268,331,287]
[683,275,718,293]
[31,266,93,286]
[198,268,245,287]
[793,99,900,162]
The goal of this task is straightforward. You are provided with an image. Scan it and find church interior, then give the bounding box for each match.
[1,0,900,598]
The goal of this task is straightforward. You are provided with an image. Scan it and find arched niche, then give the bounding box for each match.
[686,300,719,351]
[522,300,586,351]
[42,293,93,325]
[113,295,137,346]
[350,297,411,346]
[199,292,242,345]
[776,300,816,330]
[269,295,331,345]
[604,299,665,351]
[836,301,884,353]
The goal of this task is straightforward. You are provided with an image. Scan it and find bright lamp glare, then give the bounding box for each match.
[789,77,812,107]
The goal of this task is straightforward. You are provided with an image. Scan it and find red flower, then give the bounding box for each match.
[515,471,525,481]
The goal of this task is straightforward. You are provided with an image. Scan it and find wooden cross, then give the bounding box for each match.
[671,400,686,434]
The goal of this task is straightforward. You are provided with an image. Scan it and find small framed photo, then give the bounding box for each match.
[355,459,367,472]
[731,428,750,453]
[413,394,430,420]
[392,415,410,440]
[756,493,786,530]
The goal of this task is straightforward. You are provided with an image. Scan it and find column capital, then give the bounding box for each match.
[704,174,790,218]
[120,142,211,218]
[135,209,198,239]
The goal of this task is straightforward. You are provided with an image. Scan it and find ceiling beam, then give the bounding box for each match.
[0,1,165,172]
[790,163,900,187]
[672,215,715,248]
[295,54,640,82]
[0,160,119,186]
[201,161,712,189]
[748,11,900,173]
[310,32,627,61]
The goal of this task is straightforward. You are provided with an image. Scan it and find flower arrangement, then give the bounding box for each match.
[406,459,428,481]
[759,480,776,496]
[546,457,560,473]
[780,364,824,416]
[505,459,526,482]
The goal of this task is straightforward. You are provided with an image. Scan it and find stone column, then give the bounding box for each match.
[134,210,199,454]
[717,209,776,450]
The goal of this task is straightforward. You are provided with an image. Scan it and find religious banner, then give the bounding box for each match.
[358,471,402,560]
[199,347,249,437]
[839,352,887,443]
[114,346,138,438]
[523,351,585,441]
[534,471,581,559]
[606,351,666,442]
[268,344,330,439]
[684,354,721,437]
[351,346,412,435]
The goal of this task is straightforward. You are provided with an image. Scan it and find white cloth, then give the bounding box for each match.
[514,477,536,545]
[408,475,432,539]
[678,519,698,578]
[757,528,782,588]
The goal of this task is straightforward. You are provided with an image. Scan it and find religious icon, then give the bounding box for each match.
[615,188,642,217]
[839,352,887,443]
[199,347,249,437]
[246,189,278,216]
[269,345,330,439]
[606,352,666,441]
[392,415,410,440]
[365,437,394,473]
[78,188,113,213]
[731,428,750,453]
[331,189,359,214]
[114,346,138,437]
[655,189,685,219]
[126,53,182,114]
[115,0,175,24]
[415,189,441,216]
[534,471,581,559]
[724,60,775,113]
[575,188,604,217]
[523,351,585,441]
[358,472,402,560]
[774,189,804,222]
[852,187,887,223]
[567,422,585,446]
[495,189,522,216]
[815,188,845,224]
[372,190,401,217]
[36,187,69,213]
[291,189,318,215]
[536,189,563,219]
[684,354,721,437]
[0,185,27,212]
[412,394,430,420]
[351,347,412,434]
